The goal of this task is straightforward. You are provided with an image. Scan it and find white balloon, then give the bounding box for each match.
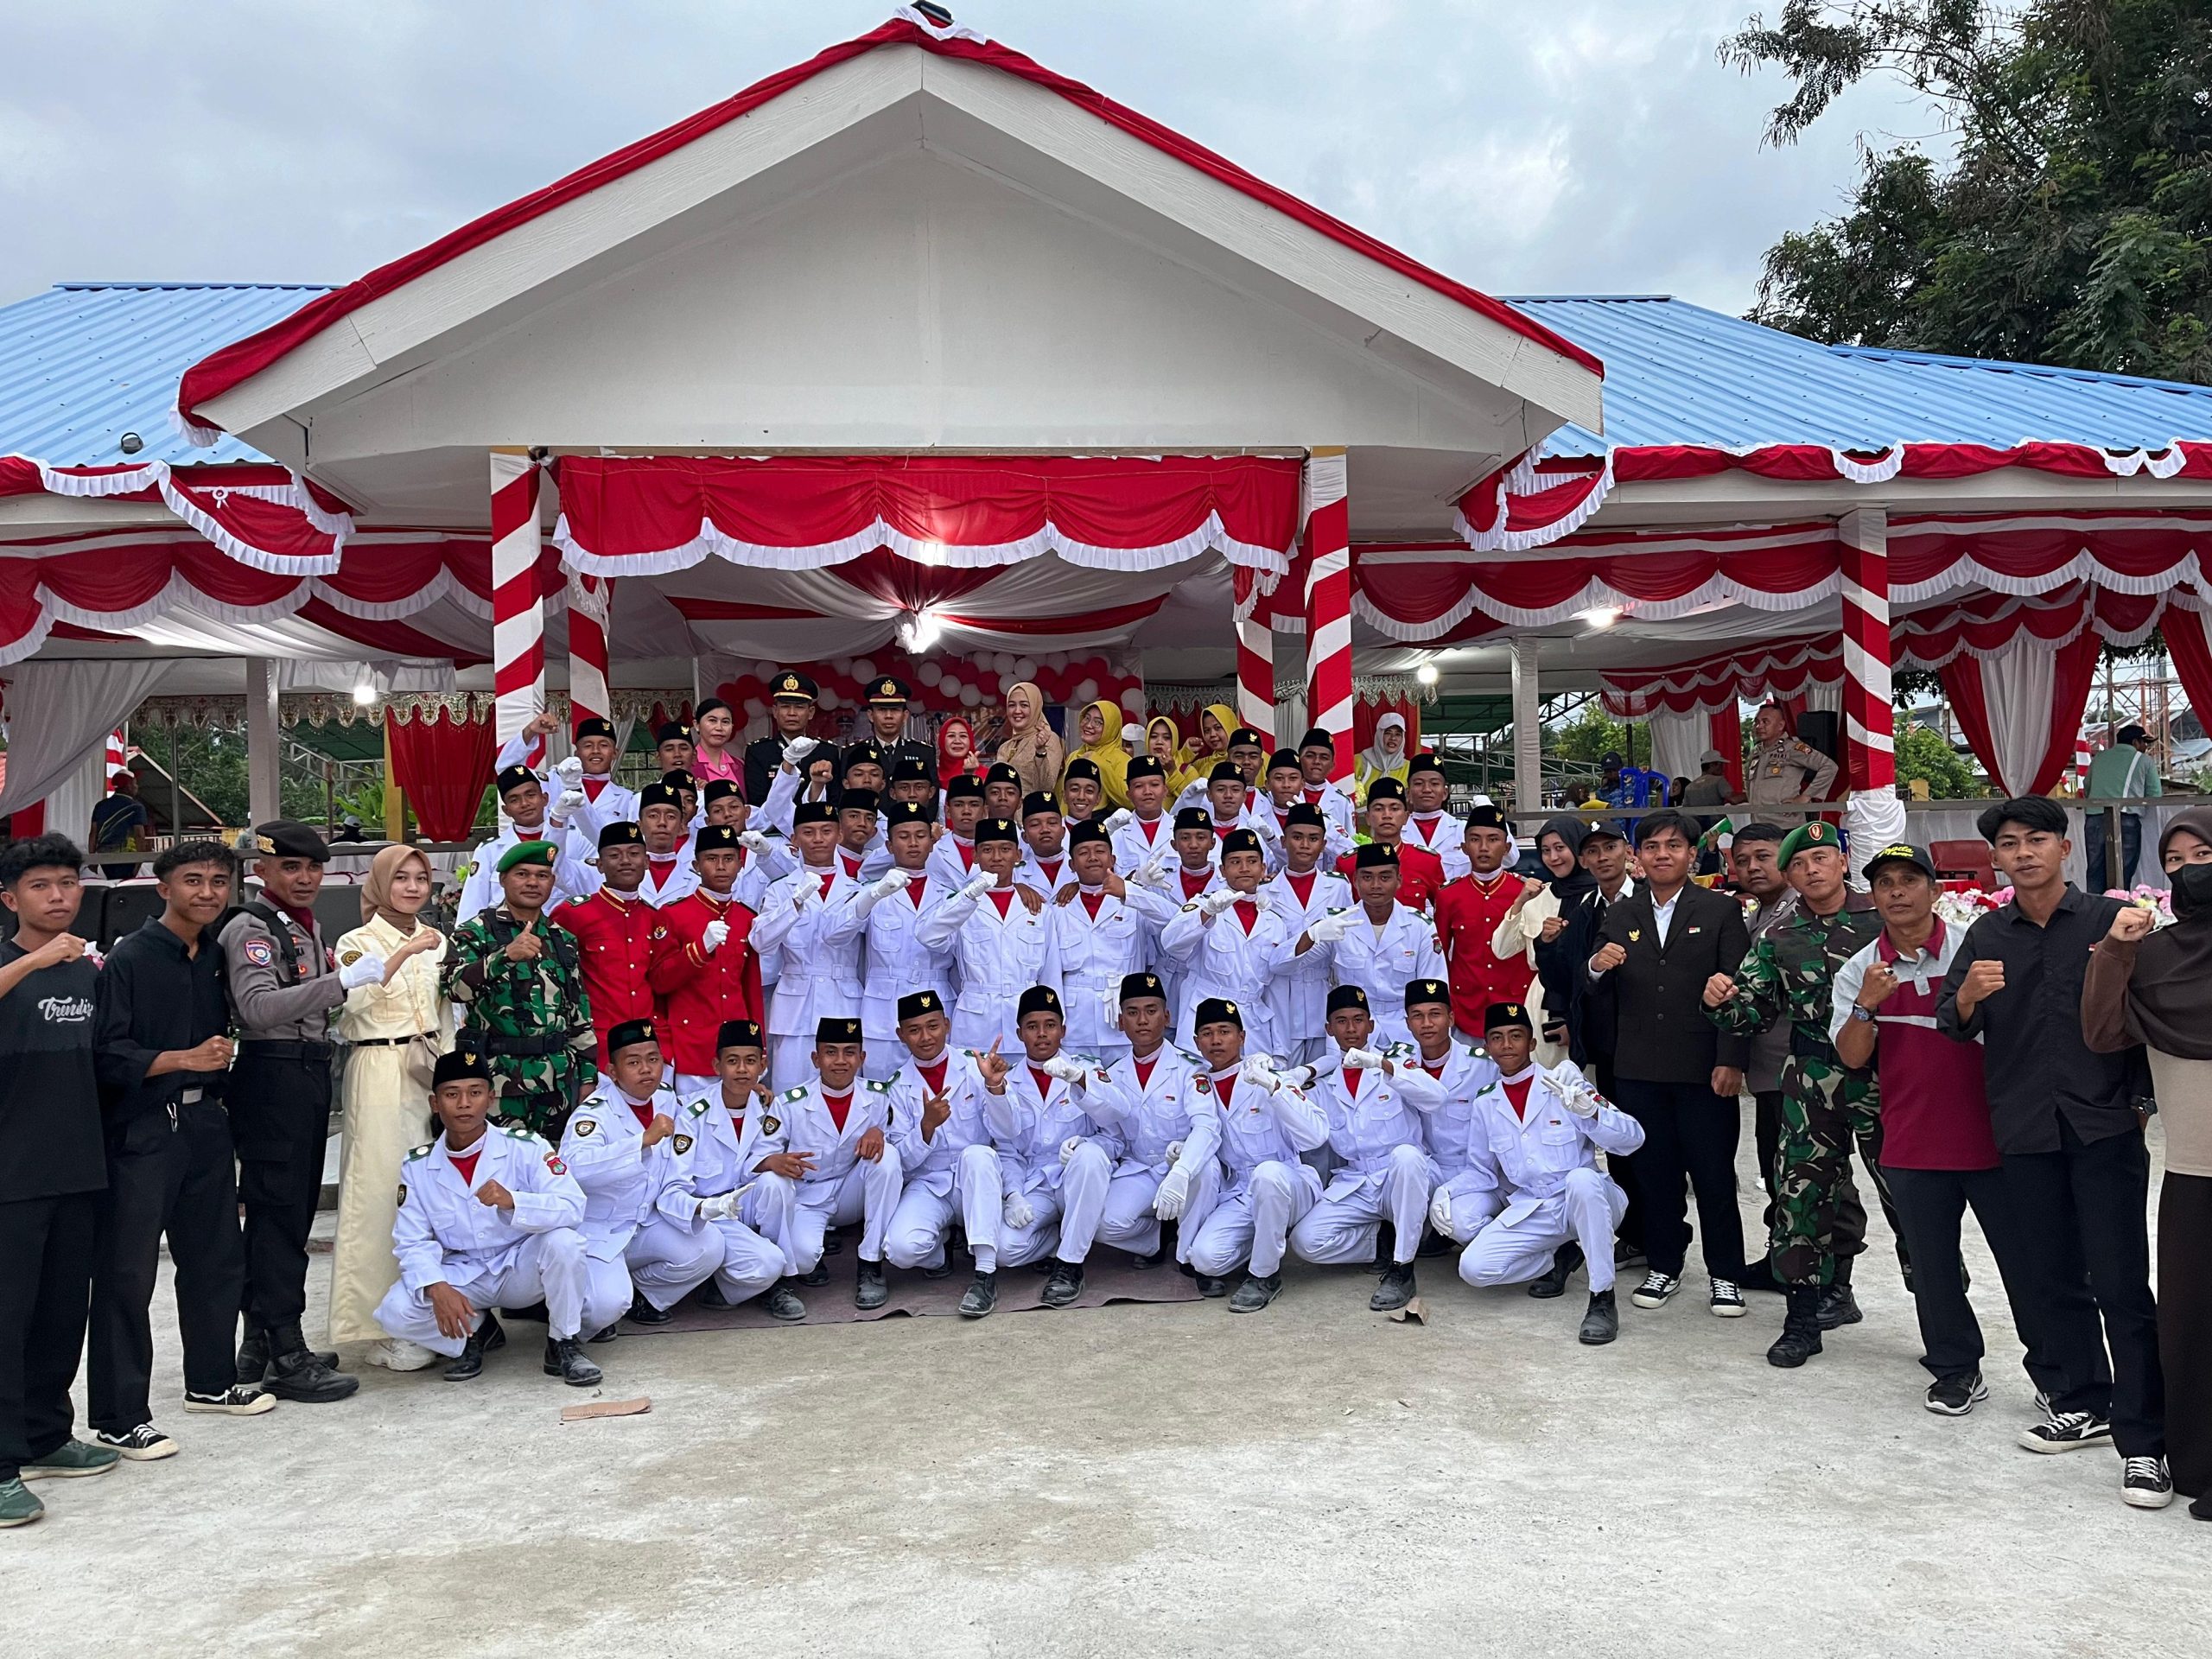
[1043,652,1067,671]
[832,658,854,677]
[819,689,841,711]
[751,659,775,678]
[743,698,766,717]
[854,658,876,682]
[959,684,982,708]
[1120,687,1147,715]
[1012,656,1037,680]
[1074,678,1099,704]
[917,659,943,686]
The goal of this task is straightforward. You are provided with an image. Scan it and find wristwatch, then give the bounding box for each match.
[1848,1003,1876,1024]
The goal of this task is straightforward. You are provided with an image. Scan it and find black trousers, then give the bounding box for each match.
[1591,1058,1643,1250]
[1613,1077,1746,1281]
[2157,1172,2211,1499]
[228,1051,334,1337]
[2000,1118,2161,1457]
[0,1191,98,1480]
[1884,1164,2063,1392]
[90,1103,245,1430]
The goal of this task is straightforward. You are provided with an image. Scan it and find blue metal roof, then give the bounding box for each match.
[1503,294,2212,457]
[0,282,329,467]
[2,283,2207,470]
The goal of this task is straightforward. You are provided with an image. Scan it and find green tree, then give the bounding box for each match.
[1548,702,1629,770]
[1896,721,1986,797]
[1725,1,2212,380]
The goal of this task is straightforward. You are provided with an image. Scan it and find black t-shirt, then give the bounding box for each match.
[0,940,105,1199]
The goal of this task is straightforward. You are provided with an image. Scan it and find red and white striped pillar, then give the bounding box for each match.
[1233,572,1275,739]
[105,728,129,780]
[1302,446,1353,783]
[565,571,615,734]
[1838,506,1905,851]
[490,448,545,751]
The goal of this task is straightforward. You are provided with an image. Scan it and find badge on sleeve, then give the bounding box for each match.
[395,1181,407,1206]
[242,938,274,967]
[544,1154,567,1175]
[762,1115,781,1135]
[672,1133,693,1154]
[572,1118,597,1137]
[340,948,362,966]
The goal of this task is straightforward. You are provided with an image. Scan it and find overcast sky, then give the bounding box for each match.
[0,1,1943,316]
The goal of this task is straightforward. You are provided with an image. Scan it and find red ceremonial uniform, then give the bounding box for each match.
[647,889,764,1077]
[1433,869,1535,1037]
[551,888,661,1071]
[1336,842,1446,914]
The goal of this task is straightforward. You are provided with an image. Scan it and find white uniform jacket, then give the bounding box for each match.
[1299,783,1357,844]
[1310,1046,1445,1198]
[1016,849,1074,898]
[859,874,957,1046]
[1160,894,1290,1052]
[1076,1046,1216,1178]
[671,1084,788,1198]
[1402,811,1471,882]
[1450,1066,1645,1223]
[640,844,701,909]
[1194,1065,1329,1198]
[392,1127,585,1290]
[490,730,639,876]
[992,1061,1104,1196]
[915,884,1059,1033]
[752,866,868,1039]
[1276,904,1445,1043]
[1110,812,1179,876]
[885,1050,1011,1198]
[1049,889,1153,1058]
[1398,1040,1503,1179]
[558,1090,697,1261]
[1248,795,1356,874]
[923,832,980,893]
[457,822,595,924]
[772,1074,894,1189]
[1258,867,1353,1042]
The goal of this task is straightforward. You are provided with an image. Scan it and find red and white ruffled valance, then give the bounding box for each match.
[0,456,353,574]
[1453,441,2212,556]
[550,454,1299,580]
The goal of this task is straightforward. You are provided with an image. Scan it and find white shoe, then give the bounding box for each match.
[368,1338,439,1373]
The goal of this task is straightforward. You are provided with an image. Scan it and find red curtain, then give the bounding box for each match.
[1708,702,1744,793]
[388,709,495,842]
[2164,606,2212,729]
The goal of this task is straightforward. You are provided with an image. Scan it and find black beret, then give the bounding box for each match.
[1365,777,1407,803]
[771,671,817,702]
[891,755,933,784]
[431,1050,493,1089]
[639,783,683,812]
[495,766,538,798]
[715,1020,764,1052]
[251,819,331,861]
[866,676,912,705]
[607,1018,659,1056]
[838,789,880,815]
[1353,842,1401,869]
[1283,803,1325,830]
[1174,807,1214,833]
[1068,820,1110,849]
[945,775,986,801]
[1228,728,1267,750]
[1484,1001,1534,1033]
[695,824,741,852]
[896,989,945,1023]
[1221,828,1263,858]
[974,817,1019,845]
[654,722,692,747]
[791,800,837,827]
[815,1015,863,1046]
[1406,752,1446,779]
[1126,756,1165,782]
[574,716,616,743]
[702,779,743,804]
[1021,791,1061,820]
[1208,761,1244,785]
[1064,758,1102,784]
[598,821,645,851]
[1404,977,1452,1011]
[1120,971,1168,1005]
[1268,749,1304,774]
[1192,996,1243,1031]
[884,799,931,827]
[1017,985,1064,1020]
[984,763,1020,788]
[1326,984,1370,1015]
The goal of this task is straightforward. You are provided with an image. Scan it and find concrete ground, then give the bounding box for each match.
[12,1125,2207,1659]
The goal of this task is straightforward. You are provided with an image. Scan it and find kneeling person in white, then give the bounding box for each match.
[559,1020,725,1338]
[672,1019,791,1316]
[1287,985,1444,1313]
[1182,996,1329,1313]
[1446,1001,1646,1345]
[377,1051,605,1386]
[980,987,1116,1309]
[880,990,1014,1316]
[751,1016,903,1314]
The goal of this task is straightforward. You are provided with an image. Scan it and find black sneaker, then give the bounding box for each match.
[1370,1260,1416,1312]
[821,1226,845,1256]
[957,1271,999,1319]
[1040,1261,1085,1308]
[1228,1272,1281,1313]
[765,1282,808,1323]
[543,1337,603,1388]
[1630,1269,1681,1309]
[1578,1288,1619,1346]
[1527,1243,1581,1300]
[2123,1456,2175,1510]
[93,1422,178,1461]
[2018,1409,2114,1454]
[1925,1372,1988,1416]
[855,1258,889,1311]
[1614,1239,1649,1270]
[1815,1284,1864,1330]
[181,1385,276,1416]
[1709,1279,1747,1319]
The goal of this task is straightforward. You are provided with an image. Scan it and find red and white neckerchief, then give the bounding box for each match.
[1027,1065,1056,1101]
[1135,816,1163,844]
[839,850,865,880]
[1134,1054,1158,1090]
[1232,897,1259,934]
[623,1094,657,1130]
[1078,886,1109,920]
[1408,813,1449,849]
[582,775,610,802]
[816,869,838,899]
[987,887,1016,918]
[823,1090,854,1132]
[647,859,678,892]
[1033,856,1065,890]
[449,1147,483,1187]
[918,1058,950,1096]
[953,836,976,872]
[1284,870,1318,907]
[1502,1074,1535,1121]
[1179,868,1213,901]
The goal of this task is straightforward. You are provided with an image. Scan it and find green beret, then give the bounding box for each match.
[497,839,557,874]
[1777,820,1840,868]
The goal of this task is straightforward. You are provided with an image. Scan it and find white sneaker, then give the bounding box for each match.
[368,1338,439,1373]
[94,1422,179,1460]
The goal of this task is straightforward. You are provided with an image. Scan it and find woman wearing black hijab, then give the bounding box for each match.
[2084,804,2212,1519]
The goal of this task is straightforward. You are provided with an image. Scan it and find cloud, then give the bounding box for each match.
[0,0,1939,316]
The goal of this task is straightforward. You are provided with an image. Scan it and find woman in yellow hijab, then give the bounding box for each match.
[1146,715,1200,799]
[1064,699,1133,810]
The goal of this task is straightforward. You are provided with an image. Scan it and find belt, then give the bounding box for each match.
[238,1039,336,1061]
[467,1026,587,1058]
[352,1033,438,1048]
[1788,1027,1843,1062]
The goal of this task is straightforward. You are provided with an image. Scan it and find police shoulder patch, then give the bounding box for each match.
[572,1117,599,1137]
[242,938,274,967]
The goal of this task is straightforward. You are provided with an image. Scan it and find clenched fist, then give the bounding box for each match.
[2107,906,2157,944]
[1701,973,1738,1008]
[1591,941,1627,973]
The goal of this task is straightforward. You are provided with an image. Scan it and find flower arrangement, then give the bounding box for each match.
[1934,886,2012,927]
[2103,885,2176,927]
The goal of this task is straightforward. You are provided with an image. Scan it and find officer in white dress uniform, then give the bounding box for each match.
[1396,977,1502,1199]
[1275,842,1447,1050]
[915,817,1058,1052]
[1062,973,1220,1268]
[925,775,988,892]
[880,992,1016,1312]
[557,1021,725,1338]
[749,1017,903,1314]
[857,801,956,1083]
[1402,753,1472,881]
[1181,996,1331,1313]
[1109,755,1179,874]
[1295,727,1357,844]
[1015,791,1075,899]
[1257,804,1353,1066]
[1160,828,1290,1055]
[671,1020,790,1314]
[376,1051,606,1387]
[1047,821,1152,1066]
[1433,1001,1647,1345]
[458,766,595,924]
[751,800,868,1086]
[1287,986,1445,1311]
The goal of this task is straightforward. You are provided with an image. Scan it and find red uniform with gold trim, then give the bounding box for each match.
[1433,868,1536,1038]
[1335,842,1446,915]
[647,888,764,1077]
[550,887,662,1071]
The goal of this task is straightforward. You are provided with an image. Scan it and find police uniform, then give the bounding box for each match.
[861,676,939,784]
[743,671,820,808]
[1746,728,1840,827]
[220,820,368,1397]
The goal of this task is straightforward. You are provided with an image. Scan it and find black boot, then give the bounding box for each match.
[1579,1288,1619,1345]
[1228,1271,1281,1313]
[801,1255,831,1287]
[1370,1260,1416,1312]
[764,1281,807,1323]
[1815,1283,1863,1330]
[543,1336,603,1388]
[855,1258,889,1311]
[627,1293,673,1326]
[237,1325,336,1384]
[957,1270,999,1319]
[1040,1260,1084,1307]
[1527,1243,1583,1300]
[443,1321,493,1382]
[478,1311,506,1352]
[264,1324,359,1403]
[1127,1246,1166,1270]
[696,1279,731,1310]
[1416,1226,1457,1259]
[1768,1286,1825,1368]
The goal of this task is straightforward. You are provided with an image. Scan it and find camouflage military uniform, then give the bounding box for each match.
[442,903,594,1137]
[1707,896,1897,1287]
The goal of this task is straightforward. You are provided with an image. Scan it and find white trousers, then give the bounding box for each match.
[1289,1144,1433,1268]
[1457,1166,1625,1294]
[950,1004,1020,1054]
[374,1229,595,1352]
[861,1046,904,1084]
[884,1143,1003,1274]
[753,1156,902,1271]
[769,1035,818,1092]
[1187,1160,1316,1279]
[999,1140,1115,1267]
[597,1215,724,1315]
[703,1215,786,1303]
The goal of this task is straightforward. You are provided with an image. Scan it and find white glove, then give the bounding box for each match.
[1058,1135,1085,1166]
[697,1191,741,1222]
[782,735,818,766]
[1280,1065,1318,1090]
[1242,1052,1279,1092]
[959,870,995,900]
[738,830,776,855]
[702,918,730,955]
[1200,887,1241,917]
[1307,909,1353,944]
[550,786,586,825]
[1103,808,1134,833]
[1561,1077,1600,1119]
[794,876,823,910]
[1428,1185,1455,1234]
[1003,1193,1035,1230]
[1161,1140,1184,1165]
[552,755,584,791]
[1042,1055,1088,1085]
[1343,1046,1385,1071]
[1248,888,1274,912]
[1129,857,1170,890]
[869,868,913,899]
[1153,1163,1192,1220]
[337,952,389,991]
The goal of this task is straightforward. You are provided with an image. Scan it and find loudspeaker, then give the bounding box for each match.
[1795,709,1840,764]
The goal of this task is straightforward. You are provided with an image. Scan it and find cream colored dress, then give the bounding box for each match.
[326,914,450,1346]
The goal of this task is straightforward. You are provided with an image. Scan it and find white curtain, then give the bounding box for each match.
[1978,638,2060,798]
[0,659,174,823]
[1645,708,1711,785]
[1802,679,1842,715]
